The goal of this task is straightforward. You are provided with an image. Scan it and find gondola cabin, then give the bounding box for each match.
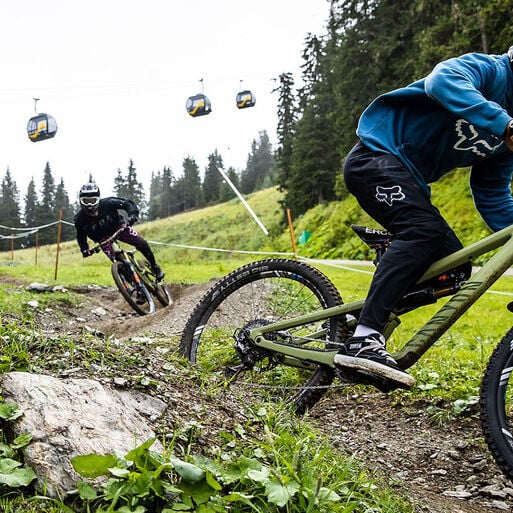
[186,94,212,117]
[27,113,58,142]
[236,90,256,109]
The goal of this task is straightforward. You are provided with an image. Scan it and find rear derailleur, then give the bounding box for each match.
[226,319,278,380]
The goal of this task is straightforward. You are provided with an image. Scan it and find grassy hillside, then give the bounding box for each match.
[0,167,496,286]
[282,167,492,261]
[0,170,511,512]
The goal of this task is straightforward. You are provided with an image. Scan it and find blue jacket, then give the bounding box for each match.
[357,52,513,231]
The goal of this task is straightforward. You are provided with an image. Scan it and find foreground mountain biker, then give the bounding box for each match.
[73,182,165,281]
[336,46,513,388]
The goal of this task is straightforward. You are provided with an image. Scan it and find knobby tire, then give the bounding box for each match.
[138,259,173,307]
[480,326,513,481]
[111,261,156,315]
[180,258,346,414]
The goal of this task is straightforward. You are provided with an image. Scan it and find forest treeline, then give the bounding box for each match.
[274,0,513,217]
[1,0,512,250]
[0,130,275,250]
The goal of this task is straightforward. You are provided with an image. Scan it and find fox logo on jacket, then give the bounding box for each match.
[375,185,405,206]
[453,119,503,157]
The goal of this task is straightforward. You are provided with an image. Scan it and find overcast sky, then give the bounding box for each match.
[0,0,330,203]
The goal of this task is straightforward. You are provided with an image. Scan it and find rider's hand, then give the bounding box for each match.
[82,248,91,258]
[503,120,513,152]
[128,215,138,226]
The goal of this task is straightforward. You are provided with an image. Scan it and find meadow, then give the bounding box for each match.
[0,184,512,511]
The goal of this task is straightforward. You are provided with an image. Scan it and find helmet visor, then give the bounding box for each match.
[80,196,100,207]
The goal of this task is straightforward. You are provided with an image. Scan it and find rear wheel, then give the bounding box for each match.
[480,327,513,481]
[138,260,173,307]
[180,258,346,414]
[154,282,172,306]
[111,261,155,315]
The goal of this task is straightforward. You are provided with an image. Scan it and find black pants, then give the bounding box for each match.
[343,141,471,332]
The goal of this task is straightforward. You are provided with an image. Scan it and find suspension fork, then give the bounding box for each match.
[116,251,142,286]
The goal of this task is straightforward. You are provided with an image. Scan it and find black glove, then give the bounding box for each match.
[82,248,91,258]
[127,215,138,226]
[504,120,513,152]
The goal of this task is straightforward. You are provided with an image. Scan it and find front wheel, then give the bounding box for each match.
[111,261,156,315]
[480,326,513,481]
[180,258,346,414]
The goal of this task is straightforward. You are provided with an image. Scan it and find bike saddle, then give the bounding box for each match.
[351,224,393,248]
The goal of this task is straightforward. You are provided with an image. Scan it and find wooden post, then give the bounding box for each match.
[286,208,298,259]
[10,234,13,260]
[35,231,39,265]
[54,209,63,280]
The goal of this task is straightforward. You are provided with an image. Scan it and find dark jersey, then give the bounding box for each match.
[74,197,139,251]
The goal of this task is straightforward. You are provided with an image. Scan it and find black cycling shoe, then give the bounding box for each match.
[152,264,165,281]
[334,333,415,389]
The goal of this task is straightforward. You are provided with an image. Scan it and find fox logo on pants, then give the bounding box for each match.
[375,185,405,206]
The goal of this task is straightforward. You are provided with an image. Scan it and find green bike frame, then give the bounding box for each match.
[248,223,513,371]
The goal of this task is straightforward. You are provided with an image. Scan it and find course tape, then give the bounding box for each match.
[0,220,75,233]
[2,220,513,297]
[148,240,295,257]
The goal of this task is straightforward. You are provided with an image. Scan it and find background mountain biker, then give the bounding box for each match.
[335,46,513,389]
[73,183,165,281]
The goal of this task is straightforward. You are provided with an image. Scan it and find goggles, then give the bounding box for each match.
[80,196,100,206]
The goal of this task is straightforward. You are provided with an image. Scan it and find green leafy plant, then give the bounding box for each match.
[71,407,412,513]
[0,402,37,489]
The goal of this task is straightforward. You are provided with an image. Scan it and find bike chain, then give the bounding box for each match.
[225,368,355,391]
[231,382,352,390]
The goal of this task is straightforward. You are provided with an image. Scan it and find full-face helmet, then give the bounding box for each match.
[79,183,100,212]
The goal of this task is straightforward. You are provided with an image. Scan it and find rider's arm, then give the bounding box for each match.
[424,53,511,138]
[470,156,513,231]
[108,197,139,222]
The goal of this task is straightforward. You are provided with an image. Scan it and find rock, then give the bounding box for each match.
[442,489,473,499]
[481,484,509,499]
[1,372,166,498]
[491,500,510,510]
[27,282,51,292]
[84,325,105,337]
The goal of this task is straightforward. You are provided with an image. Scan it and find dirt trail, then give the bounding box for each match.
[17,278,513,512]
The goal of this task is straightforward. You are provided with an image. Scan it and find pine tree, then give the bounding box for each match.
[219,166,240,202]
[54,178,75,241]
[125,159,145,211]
[113,160,146,218]
[148,171,163,220]
[24,178,38,228]
[36,162,57,245]
[161,166,174,217]
[0,168,22,250]
[202,151,224,204]
[274,72,297,196]
[181,157,203,211]
[113,169,128,198]
[24,178,38,248]
[240,130,275,194]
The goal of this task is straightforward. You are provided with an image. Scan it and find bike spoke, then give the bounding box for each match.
[181,259,346,414]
